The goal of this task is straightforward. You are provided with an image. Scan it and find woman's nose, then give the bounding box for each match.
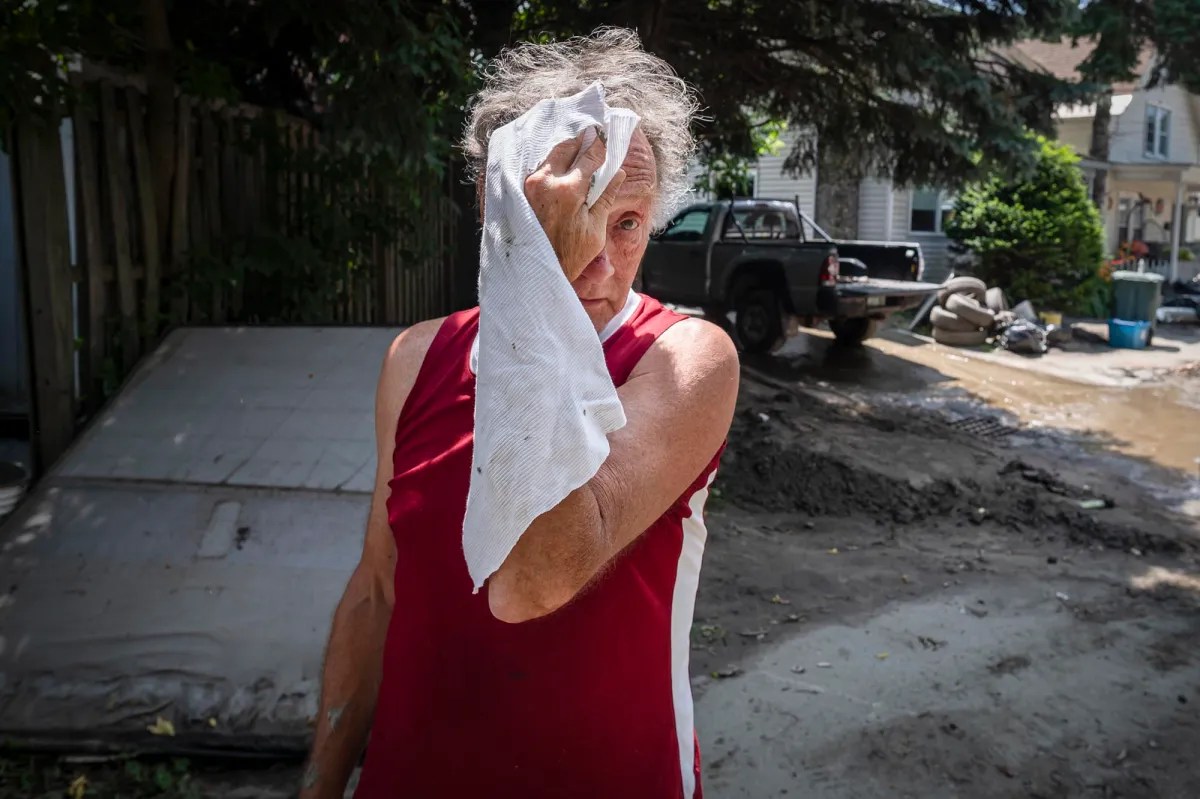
[581,249,614,281]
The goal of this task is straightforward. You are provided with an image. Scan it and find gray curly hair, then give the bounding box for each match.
[462,27,699,228]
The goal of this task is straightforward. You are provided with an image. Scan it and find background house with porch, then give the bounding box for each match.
[1009,39,1200,283]
[742,40,1200,285]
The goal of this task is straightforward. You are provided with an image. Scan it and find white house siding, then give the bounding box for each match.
[857,178,955,282]
[915,235,954,282]
[755,132,818,216]
[1110,83,1200,164]
[857,178,893,240]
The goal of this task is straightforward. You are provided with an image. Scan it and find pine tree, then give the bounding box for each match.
[496,0,1092,187]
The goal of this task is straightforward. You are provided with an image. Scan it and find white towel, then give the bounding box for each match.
[464,82,642,592]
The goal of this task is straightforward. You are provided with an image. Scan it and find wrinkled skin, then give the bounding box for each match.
[523,127,657,331]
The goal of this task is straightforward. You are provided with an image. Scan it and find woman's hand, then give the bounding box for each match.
[524,127,627,282]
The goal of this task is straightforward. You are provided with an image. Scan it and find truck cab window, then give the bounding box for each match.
[722,207,800,240]
[658,209,710,242]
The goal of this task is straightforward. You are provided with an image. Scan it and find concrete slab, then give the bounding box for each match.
[0,327,399,748]
[58,327,391,490]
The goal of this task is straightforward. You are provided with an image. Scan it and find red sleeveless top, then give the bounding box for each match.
[355,295,721,799]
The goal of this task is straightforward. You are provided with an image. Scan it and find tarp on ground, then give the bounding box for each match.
[0,327,398,751]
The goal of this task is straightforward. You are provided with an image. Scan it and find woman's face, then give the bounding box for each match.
[568,128,657,331]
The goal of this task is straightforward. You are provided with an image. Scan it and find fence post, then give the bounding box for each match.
[169,95,192,323]
[13,118,76,472]
[72,92,108,410]
[221,110,244,318]
[199,108,224,323]
[98,84,140,371]
[126,88,163,346]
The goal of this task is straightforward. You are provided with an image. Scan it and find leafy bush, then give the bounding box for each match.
[944,137,1105,314]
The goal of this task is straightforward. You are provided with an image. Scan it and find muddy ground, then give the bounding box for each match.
[5,327,1200,798]
[693,365,1199,798]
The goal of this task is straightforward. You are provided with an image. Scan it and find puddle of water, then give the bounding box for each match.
[870,338,1200,476]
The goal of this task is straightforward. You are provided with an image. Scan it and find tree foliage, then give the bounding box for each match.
[493,0,1092,188]
[694,120,786,199]
[0,0,475,327]
[1076,0,1200,92]
[1,0,473,151]
[945,137,1106,313]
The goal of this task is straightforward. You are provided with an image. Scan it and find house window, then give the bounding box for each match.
[910,188,955,233]
[1145,106,1171,158]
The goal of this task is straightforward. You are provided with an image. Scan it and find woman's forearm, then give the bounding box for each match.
[300,569,392,799]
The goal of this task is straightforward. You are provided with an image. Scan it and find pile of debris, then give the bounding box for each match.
[930,277,1013,346]
[929,277,1056,354]
[1158,276,1200,324]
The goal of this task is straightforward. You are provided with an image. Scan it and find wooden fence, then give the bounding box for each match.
[9,70,465,473]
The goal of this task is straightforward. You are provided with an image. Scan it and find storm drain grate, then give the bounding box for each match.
[948,416,1017,440]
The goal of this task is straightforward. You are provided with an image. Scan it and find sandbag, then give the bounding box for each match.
[985,287,1010,313]
[933,326,989,346]
[930,306,980,333]
[946,293,997,329]
[938,276,988,307]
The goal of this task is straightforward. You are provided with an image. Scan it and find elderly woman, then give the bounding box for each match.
[302,28,738,799]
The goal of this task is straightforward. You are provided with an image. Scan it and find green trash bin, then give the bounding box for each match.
[1111,270,1164,323]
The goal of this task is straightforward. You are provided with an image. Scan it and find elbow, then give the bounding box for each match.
[486,573,577,624]
[346,561,395,613]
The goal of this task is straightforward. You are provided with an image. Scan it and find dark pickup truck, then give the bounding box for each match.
[641,199,941,351]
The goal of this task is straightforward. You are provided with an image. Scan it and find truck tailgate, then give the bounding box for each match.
[838,278,941,298]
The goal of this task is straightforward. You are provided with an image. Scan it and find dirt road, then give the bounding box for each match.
[692,327,1200,798]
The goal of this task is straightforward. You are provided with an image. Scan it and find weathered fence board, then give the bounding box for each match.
[14,120,76,471]
[125,88,162,347]
[72,102,108,411]
[11,71,463,473]
[98,84,140,371]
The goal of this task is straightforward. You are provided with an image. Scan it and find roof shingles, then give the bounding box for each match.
[1010,38,1155,94]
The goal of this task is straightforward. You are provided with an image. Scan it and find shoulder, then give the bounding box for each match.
[384,316,447,371]
[635,316,739,398]
[376,316,449,416]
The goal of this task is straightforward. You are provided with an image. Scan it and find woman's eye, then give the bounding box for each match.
[618,218,640,231]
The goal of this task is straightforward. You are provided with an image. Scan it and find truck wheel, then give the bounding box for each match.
[734,290,785,353]
[829,317,880,346]
[938,276,987,307]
